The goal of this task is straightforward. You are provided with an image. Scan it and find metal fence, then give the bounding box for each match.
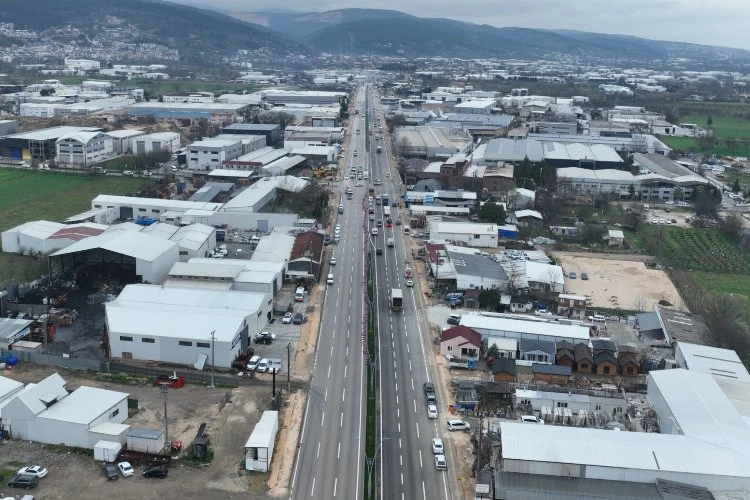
[107,361,252,387]
[9,350,105,371]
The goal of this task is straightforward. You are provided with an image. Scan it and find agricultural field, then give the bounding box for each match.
[654,227,750,273]
[659,114,750,156]
[0,169,150,286]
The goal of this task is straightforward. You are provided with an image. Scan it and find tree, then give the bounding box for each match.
[627,184,636,200]
[732,178,741,193]
[478,201,506,225]
[625,204,647,232]
[503,262,524,294]
[693,185,721,217]
[386,114,407,133]
[673,186,684,201]
[719,212,743,244]
[707,115,713,127]
[478,289,501,310]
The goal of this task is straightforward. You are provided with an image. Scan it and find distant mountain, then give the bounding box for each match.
[0,0,302,63]
[229,9,414,39]
[236,8,750,65]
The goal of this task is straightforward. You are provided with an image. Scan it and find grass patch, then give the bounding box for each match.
[681,115,750,140]
[659,135,699,151]
[691,271,750,299]
[653,227,750,274]
[0,468,16,482]
[0,170,150,286]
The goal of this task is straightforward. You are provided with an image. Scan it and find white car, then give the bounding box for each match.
[330,257,337,265]
[335,224,341,233]
[406,279,414,287]
[446,419,470,431]
[17,465,48,478]
[434,454,447,471]
[282,312,293,324]
[427,404,438,419]
[432,438,444,454]
[371,228,379,235]
[246,355,261,371]
[256,358,270,373]
[117,461,134,477]
[344,176,349,180]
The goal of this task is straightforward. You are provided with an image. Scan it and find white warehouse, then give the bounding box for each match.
[429,221,498,248]
[105,284,272,368]
[187,138,244,171]
[132,132,181,155]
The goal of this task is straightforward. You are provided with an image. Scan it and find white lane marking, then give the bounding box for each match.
[334,477,338,497]
[324,387,328,402]
[310,477,315,497]
[340,411,344,428]
[419,450,423,468]
[409,360,412,372]
[411,378,414,391]
[397,422,401,433]
[328,365,331,378]
[321,412,325,426]
[330,346,334,357]
[400,473,404,485]
[416,422,420,439]
[337,441,341,459]
[400,455,403,466]
[423,481,427,500]
[316,441,320,459]
[344,365,347,379]
[342,388,346,402]
[413,399,417,413]
[399,438,402,449]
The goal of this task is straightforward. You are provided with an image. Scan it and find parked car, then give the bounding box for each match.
[447,314,461,325]
[426,392,436,405]
[282,312,293,324]
[117,461,134,477]
[446,419,470,431]
[17,465,47,478]
[142,464,168,478]
[255,331,276,344]
[102,463,118,481]
[256,358,270,373]
[246,355,261,371]
[427,405,438,419]
[7,474,39,489]
[330,257,337,265]
[432,438,444,454]
[423,382,434,394]
[293,312,304,324]
[434,454,447,470]
[581,272,589,280]
[569,272,577,279]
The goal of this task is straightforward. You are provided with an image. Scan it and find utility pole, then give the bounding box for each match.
[209,330,216,388]
[161,385,169,446]
[287,343,291,395]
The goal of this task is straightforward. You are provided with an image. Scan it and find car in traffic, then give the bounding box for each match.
[17,465,48,478]
[102,463,119,480]
[376,220,383,227]
[406,279,414,287]
[432,438,444,454]
[424,382,434,394]
[255,331,276,344]
[7,473,39,489]
[371,228,379,235]
[293,312,304,324]
[117,461,134,477]
[434,454,447,470]
[330,257,337,265]
[282,312,293,324]
[142,464,169,478]
[427,404,438,419]
[447,419,470,431]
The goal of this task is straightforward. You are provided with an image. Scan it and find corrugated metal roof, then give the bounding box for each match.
[51,230,178,262]
[676,341,750,382]
[500,422,750,477]
[41,386,128,424]
[495,471,663,499]
[460,314,590,341]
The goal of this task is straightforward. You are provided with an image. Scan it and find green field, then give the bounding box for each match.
[659,114,750,156]
[681,114,750,140]
[0,170,150,285]
[651,227,750,273]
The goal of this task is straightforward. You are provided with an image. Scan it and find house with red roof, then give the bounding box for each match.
[440,325,481,358]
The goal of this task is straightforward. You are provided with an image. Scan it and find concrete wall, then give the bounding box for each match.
[109,332,238,368]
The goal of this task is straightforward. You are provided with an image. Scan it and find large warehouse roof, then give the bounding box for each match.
[92,195,222,212]
[460,314,589,342]
[51,230,177,262]
[2,126,102,141]
[500,422,750,478]
[677,341,750,382]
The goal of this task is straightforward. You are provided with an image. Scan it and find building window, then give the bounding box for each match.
[142,338,155,343]
[179,341,192,346]
[197,342,210,348]
[595,404,602,411]
[120,336,133,342]
[111,408,119,418]
[556,402,567,408]
[447,345,453,352]
[603,365,611,374]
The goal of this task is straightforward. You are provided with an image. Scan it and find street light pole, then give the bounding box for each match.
[209,330,216,388]
[367,437,390,500]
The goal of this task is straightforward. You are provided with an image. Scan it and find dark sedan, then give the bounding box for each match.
[7,473,39,489]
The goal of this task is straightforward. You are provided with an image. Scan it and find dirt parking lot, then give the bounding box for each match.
[0,363,283,500]
[553,253,682,311]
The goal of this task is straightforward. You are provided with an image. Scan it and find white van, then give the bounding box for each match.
[294,287,306,302]
[266,358,282,373]
[327,273,334,285]
[521,415,545,424]
[246,355,261,371]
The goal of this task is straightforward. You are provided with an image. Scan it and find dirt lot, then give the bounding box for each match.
[0,363,284,500]
[553,252,682,311]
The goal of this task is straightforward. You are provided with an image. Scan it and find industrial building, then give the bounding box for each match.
[2,221,107,255]
[0,373,129,449]
[187,138,244,170]
[260,89,346,106]
[222,146,292,172]
[0,126,103,161]
[90,195,222,223]
[50,229,180,284]
[393,126,473,160]
[167,257,284,295]
[459,314,590,344]
[557,167,707,201]
[222,123,282,148]
[484,138,624,169]
[440,245,508,291]
[132,131,181,154]
[429,221,498,248]
[106,129,145,155]
[106,284,271,368]
[220,176,308,214]
[125,102,249,126]
[674,341,750,382]
[55,131,113,166]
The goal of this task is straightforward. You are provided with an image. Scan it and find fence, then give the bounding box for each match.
[107,361,251,387]
[8,350,105,371]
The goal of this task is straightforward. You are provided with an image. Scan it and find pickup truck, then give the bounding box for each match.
[231,348,256,371]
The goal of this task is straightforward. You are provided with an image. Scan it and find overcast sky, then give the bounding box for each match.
[168,0,750,51]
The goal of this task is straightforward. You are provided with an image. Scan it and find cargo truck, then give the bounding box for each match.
[391,288,403,310]
[387,237,395,247]
[376,145,382,153]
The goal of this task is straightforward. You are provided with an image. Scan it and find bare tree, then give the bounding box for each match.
[503,261,525,294]
[542,266,563,293]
